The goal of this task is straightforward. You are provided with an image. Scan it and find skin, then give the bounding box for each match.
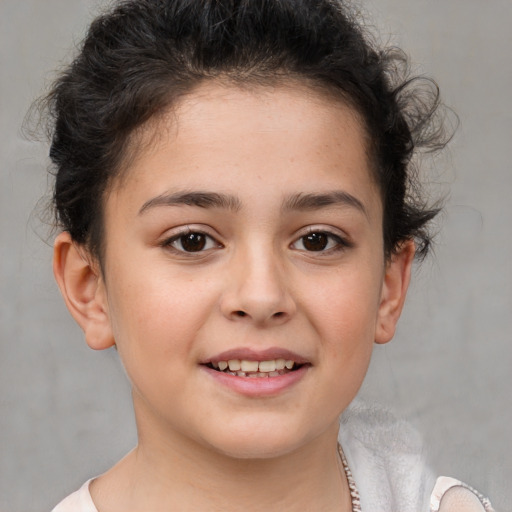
[54,82,414,511]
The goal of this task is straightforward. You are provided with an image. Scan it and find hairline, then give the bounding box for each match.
[92,74,384,267]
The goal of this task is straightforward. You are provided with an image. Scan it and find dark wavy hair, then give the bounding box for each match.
[42,0,450,261]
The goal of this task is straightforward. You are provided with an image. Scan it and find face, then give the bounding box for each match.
[79,83,411,458]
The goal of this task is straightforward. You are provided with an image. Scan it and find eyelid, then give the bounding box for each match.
[290,226,352,252]
[159,225,223,254]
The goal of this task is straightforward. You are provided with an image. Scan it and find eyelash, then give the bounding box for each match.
[160,227,350,255]
[290,229,351,254]
[160,229,222,255]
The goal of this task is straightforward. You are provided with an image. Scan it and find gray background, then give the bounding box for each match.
[1,1,510,511]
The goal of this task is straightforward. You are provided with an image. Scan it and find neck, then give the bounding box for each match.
[91,412,352,512]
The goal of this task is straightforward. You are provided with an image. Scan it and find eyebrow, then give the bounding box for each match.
[138,189,367,217]
[139,191,242,215]
[282,191,368,217]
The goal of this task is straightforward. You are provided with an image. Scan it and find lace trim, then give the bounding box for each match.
[338,443,362,512]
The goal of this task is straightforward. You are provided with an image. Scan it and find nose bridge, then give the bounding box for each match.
[221,237,295,325]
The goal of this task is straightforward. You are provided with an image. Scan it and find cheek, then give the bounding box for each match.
[104,260,218,364]
[104,271,216,414]
[307,264,383,335]
[303,264,383,380]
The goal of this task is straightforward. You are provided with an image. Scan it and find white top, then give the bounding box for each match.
[51,402,494,512]
[52,479,96,512]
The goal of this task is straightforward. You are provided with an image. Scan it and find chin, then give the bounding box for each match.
[199,416,321,460]
[210,439,300,460]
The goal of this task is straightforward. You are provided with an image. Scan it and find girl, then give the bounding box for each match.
[45,0,494,510]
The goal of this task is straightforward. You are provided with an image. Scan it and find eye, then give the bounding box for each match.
[164,231,220,253]
[291,231,347,252]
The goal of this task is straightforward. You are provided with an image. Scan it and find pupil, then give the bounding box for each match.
[181,233,206,252]
[303,233,328,251]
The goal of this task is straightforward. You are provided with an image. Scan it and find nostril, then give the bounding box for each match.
[229,310,288,321]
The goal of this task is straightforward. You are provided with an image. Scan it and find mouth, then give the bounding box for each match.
[204,358,306,378]
[200,349,311,396]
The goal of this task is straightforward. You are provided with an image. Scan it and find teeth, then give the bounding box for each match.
[258,360,276,372]
[228,360,241,371]
[275,358,286,370]
[240,360,259,372]
[212,358,300,375]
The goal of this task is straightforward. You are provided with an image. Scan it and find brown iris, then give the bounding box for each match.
[302,232,329,251]
[180,233,207,252]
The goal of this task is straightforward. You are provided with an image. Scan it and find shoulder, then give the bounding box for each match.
[431,476,495,512]
[338,400,494,512]
[51,479,98,512]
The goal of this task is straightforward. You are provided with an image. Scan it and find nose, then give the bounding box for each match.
[220,246,296,326]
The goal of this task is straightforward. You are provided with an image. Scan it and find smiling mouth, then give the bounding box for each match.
[205,358,305,378]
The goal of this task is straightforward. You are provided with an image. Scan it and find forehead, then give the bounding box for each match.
[173,81,371,163]
[110,81,380,218]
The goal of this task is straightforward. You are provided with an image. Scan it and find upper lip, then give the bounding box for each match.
[201,347,310,365]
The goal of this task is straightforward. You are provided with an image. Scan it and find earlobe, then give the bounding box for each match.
[53,231,115,350]
[374,240,415,345]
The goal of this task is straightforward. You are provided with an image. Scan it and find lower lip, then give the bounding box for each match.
[201,365,310,397]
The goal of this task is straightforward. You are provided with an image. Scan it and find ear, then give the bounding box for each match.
[374,240,415,345]
[53,231,115,350]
